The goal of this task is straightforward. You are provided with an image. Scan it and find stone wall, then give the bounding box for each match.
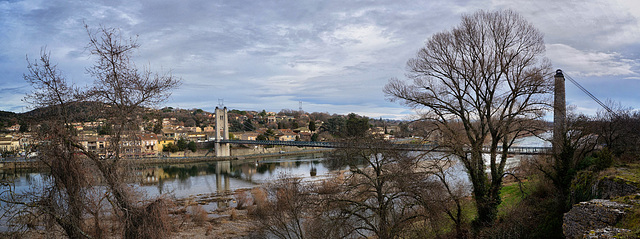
[597,176,639,199]
[563,199,631,239]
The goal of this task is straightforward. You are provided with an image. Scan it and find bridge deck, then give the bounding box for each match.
[218,140,551,155]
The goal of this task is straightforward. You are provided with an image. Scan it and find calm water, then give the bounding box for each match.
[1,136,549,232]
[0,152,338,228]
[2,135,548,209]
[3,135,549,199]
[0,135,552,235]
[136,153,335,198]
[1,152,335,201]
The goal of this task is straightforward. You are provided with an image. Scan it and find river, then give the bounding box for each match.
[1,152,334,198]
[1,135,549,219]
[135,152,334,198]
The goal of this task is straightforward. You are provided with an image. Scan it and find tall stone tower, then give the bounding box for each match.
[553,69,566,155]
[215,107,230,157]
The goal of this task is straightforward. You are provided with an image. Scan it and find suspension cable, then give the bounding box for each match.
[563,72,615,115]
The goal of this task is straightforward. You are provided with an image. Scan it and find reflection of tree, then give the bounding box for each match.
[161,165,200,181]
[310,163,317,177]
[256,164,270,174]
[156,175,165,194]
[205,163,217,174]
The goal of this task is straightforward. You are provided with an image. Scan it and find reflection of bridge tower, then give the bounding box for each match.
[215,161,231,192]
[215,107,231,157]
[553,69,566,155]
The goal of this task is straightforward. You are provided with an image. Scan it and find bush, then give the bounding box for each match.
[570,171,597,204]
[251,187,267,207]
[235,191,250,210]
[163,143,180,153]
[187,141,197,152]
[593,148,614,171]
[189,205,208,226]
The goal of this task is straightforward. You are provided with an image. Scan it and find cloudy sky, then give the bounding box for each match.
[1,0,639,119]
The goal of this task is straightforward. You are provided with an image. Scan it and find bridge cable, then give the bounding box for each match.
[563,72,615,115]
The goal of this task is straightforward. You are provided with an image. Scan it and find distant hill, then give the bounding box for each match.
[0,110,19,129]
[0,110,18,120]
[0,102,108,128]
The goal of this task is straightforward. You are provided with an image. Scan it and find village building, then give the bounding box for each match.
[140,133,159,157]
[6,124,20,132]
[0,134,21,152]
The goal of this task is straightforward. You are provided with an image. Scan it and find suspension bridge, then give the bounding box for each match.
[210,69,608,157]
[217,139,551,155]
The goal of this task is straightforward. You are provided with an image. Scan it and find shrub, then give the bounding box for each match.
[189,205,208,226]
[570,171,597,203]
[593,148,614,171]
[235,191,250,210]
[251,187,267,207]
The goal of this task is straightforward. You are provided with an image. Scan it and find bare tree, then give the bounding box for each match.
[82,24,180,239]
[592,101,640,160]
[407,154,471,239]
[325,136,428,239]
[10,25,180,238]
[538,109,598,206]
[254,175,318,239]
[18,50,94,238]
[253,173,357,239]
[384,9,551,227]
[252,136,466,239]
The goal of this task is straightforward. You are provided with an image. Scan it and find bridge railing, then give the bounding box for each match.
[219,140,551,155]
[219,139,338,147]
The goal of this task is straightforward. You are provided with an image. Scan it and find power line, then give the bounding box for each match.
[563,72,614,115]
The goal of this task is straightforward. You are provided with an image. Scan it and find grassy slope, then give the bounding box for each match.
[497,181,531,217]
[608,163,640,236]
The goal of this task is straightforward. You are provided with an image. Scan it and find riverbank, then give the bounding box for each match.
[0,147,333,170]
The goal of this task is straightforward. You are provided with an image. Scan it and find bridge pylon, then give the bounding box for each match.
[553,69,566,155]
[215,107,231,157]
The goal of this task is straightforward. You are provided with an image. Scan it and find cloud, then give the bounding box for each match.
[493,0,640,49]
[546,44,638,77]
[2,0,640,119]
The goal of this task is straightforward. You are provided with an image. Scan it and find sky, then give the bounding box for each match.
[1,0,639,120]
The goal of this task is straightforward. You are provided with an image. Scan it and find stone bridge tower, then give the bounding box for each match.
[553,69,566,155]
[215,107,230,157]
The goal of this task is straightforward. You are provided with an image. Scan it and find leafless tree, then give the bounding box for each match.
[253,136,467,239]
[12,50,95,238]
[254,175,318,239]
[82,24,180,239]
[9,25,180,238]
[384,9,551,227]
[325,136,429,239]
[253,173,357,239]
[406,153,471,239]
[592,101,640,160]
[536,109,598,207]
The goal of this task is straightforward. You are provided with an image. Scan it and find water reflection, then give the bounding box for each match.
[137,153,331,198]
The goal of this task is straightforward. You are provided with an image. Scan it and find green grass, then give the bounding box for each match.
[616,163,640,185]
[608,163,640,237]
[498,182,530,217]
[401,199,476,238]
[614,194,640,238]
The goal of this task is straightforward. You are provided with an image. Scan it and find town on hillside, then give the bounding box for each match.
[0,107,410,159]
